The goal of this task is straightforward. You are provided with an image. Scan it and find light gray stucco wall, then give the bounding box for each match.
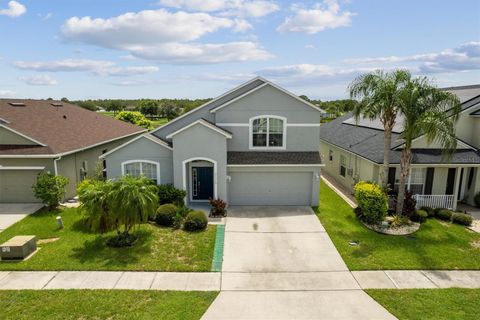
[171,123,228,202]
[0,127,37,145]
[104,137,173,185]
[215,85,321,152]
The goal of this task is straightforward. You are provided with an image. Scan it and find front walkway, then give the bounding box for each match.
[0,203,44,232]
[201,206,396,320]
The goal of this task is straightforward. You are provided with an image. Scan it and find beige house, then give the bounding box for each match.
[0,99,145,203]
[320,84,480,210]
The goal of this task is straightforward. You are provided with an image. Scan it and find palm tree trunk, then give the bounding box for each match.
[396,147,412,215]
[382,128,393,190]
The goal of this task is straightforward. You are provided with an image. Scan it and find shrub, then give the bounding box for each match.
[115,111,152,129]
[32,172,69,209]
[475,192,480,208]
[402,192,417,217]
[452,213,473,226]
[157,184,187,206]
[78,179,116,233]
[354,181,388,224]
[420,206,435,218]
[390,214,410,228]
[436,209,453,221]
[183,211,208,231]
[209,198,228,217]
[155,204,178,227]
[411,209,428,223]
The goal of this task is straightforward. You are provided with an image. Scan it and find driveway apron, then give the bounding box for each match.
[202,206,396,320]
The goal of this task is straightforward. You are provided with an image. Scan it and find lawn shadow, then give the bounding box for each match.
[70,228,154,268]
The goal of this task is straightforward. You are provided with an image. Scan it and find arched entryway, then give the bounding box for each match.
[182,157,217,203]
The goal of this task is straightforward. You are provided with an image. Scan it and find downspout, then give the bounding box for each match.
[53,156,62,175]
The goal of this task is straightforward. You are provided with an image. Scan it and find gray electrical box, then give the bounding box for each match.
[0,236,37,260]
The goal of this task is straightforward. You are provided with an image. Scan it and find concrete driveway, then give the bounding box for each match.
[202,206,396,320]
[0,203,43,232]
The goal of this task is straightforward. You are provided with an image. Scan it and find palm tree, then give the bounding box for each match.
[349,70,411,189]
[109,176,159,237]
[78,179,116,233]
[395,77,461,214]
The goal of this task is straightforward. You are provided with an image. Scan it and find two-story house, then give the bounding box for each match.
[102,77,323,206]
[320,84,480,210]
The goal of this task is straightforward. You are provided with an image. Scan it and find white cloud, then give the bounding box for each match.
[37,12,53,21]
[14,59,159,76]
[0,1,26,18]
[277,0,353,34]
[157,0,279,18]
[253,42,480,88]
[19,75,57,86]
[0,89,16,98]
[129,42,272,64]
[304,44,315,49]
[60,9,272,64]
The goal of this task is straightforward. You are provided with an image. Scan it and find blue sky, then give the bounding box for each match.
[0,0,479,100]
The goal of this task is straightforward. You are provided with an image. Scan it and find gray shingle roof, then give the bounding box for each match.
[320,114,480,164]
[227,151,322,165]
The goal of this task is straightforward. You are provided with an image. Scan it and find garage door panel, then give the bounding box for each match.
[0,170,41,203]
[229,171,312,206]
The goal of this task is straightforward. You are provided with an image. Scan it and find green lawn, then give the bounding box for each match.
[314,180,480,270]
[0,290,218,320]
[367,289,479,320]
[0,207,216,271]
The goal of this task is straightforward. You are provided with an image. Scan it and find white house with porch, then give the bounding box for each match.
[320,84,480,211]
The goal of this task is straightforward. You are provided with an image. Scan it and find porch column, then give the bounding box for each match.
[452,166,462,211]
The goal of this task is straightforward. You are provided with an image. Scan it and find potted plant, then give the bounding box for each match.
[209,198,228,217]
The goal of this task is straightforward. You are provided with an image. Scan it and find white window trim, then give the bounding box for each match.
[248,115,287,150]
[121,159,161,185]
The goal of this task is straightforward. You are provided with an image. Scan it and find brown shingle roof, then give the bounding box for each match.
[0,99,145,155]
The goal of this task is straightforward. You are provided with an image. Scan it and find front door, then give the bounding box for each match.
[192,167,214,200]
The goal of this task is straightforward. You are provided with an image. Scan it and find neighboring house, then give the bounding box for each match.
[0,100,145,203]
[320,84,480,210]
[102,77,324,206]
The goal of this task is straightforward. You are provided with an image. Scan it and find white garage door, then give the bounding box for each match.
[228,171,313,205]
[0,170,41,203]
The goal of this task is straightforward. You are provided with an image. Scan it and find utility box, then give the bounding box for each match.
[0,236,37,260]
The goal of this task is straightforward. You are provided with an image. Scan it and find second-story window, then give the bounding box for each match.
[250,116,286,149]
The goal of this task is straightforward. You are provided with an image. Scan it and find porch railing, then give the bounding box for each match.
[413,194,455,210]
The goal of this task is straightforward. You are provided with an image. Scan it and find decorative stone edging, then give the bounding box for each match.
[362,220,421,235]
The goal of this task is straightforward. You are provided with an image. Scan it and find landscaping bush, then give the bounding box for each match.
[434,207,446,215]
[354,181,388,224]
[435,209,453,221]
[420,206,435,218]
[390,214,410,228]
[183,211,208,231]
[411,209,428,223]
[32,172,69,209]
[475,192,480,208]
[157,184,187,207]
[77,179,116,233]
[209,198,227,217]
[155,204,178,227]
[402,192,417,218]
[452,213,473,226]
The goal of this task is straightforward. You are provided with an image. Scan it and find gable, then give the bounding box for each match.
[215,84,322,124]
[166,120,232,140]
[0,126,43,146]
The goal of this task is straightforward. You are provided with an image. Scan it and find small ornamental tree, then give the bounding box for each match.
[115,111,153,129]
[354,181,388,224]
[32,172,69,209]
[108,176,159,246]
[77,179,116,233]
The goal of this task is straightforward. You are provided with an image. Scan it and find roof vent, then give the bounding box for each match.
[51,103,63,107]
[63,115,67,119]
[8,102,26,107]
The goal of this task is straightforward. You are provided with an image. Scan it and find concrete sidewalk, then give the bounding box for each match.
[1,270,480,290]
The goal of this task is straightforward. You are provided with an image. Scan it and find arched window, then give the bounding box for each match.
[121,160,160,185]
[249,116,286,149]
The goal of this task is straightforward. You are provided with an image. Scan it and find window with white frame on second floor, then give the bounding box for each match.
[340,155,347,177]
[251,117,285,148]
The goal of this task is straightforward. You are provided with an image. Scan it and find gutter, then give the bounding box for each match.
[53,156,61,175]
